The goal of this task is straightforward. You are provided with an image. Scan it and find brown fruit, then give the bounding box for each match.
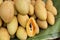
[29,4,34,16]
[26,17,39,37]
[31,0,35,6]
[46,0,57,15]
[0,0,3,5]
[16,27,27,40]
[47,11,55,25]
[36,0,45,6]
[0,28,10,40]
[14,0,29,15]
[18,14,29,28]
[35,0,47,20]
[0,1,14,23]
[7,16,18,36]
[37,19,48,29]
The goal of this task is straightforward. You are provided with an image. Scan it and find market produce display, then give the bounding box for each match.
[0,0,59,40]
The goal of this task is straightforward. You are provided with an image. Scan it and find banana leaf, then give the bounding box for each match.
[11,0,60,40]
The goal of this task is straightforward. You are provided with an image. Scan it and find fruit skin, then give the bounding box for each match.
[16,26,27,40]
[14,0,29,15]
[0,18,2,27]
[37,19,48,29]
[46,0,57,15]
[18,14,29,28]
[35,0,47,21]
[0,1,14,23]
[36,0,45,7]
[47,11,55,25]
[31,0,35,6]
[0,28,10,40]
[7,16,18,36]
[29,4,34,16]
[26,17,39,37]
[0,0,3,5]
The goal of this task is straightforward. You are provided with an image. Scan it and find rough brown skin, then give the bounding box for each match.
[46,0,57,16]
[26,17,39,37]
[16,27,27,40]
[0,1,14,23]
[35,0,47,21]
[37,19,48,29]
[47,11,55,25]
[17,14,29,28]
[7,16,18,36]
[0,28,10,40]
[14,0,29,15]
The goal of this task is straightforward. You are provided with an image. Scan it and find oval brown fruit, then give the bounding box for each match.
[37,19,48,29]
[0,1,14,23]
[14,0,29,15]
[26,17,39,37]
[47,11,55,25]
[7,16,18,36]
[16,26,27,40]
[0,28,10,40]
[46,0,57,15]
[35,0,47,20]
[18,14,29,28]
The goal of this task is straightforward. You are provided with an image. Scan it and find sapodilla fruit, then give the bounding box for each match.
[47,11,55,25]
[26,17,39,37]
[7,16,18,36]
[16,27,27,40]
[0,28,10,40]
[46,0,57,15]
[18,14,29,28]
[0,1,14,23]
[14,0,29,15]
[37,19,48,29]
[35,0,47,20]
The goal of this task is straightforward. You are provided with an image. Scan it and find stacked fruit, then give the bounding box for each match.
[0,0,57,40]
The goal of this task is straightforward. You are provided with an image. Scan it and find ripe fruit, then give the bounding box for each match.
[16,26,27,40]
[0,0,3,5]
[0,1,14,23]
[29,4,34,16]
[0,28,10,40]
[47,11,55,25]
[37,19,48,29]
[7,16,18,36]
[26,17,39,37]
[46,0,57,15]
[31,0,35,6]
[35,0,47,20]
[18,14,29,28]
[14,0,29,15]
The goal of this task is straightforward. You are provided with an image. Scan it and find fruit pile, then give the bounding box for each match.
[0,0,57,40]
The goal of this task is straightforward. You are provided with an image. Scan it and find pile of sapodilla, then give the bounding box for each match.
[0,0,57,40]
